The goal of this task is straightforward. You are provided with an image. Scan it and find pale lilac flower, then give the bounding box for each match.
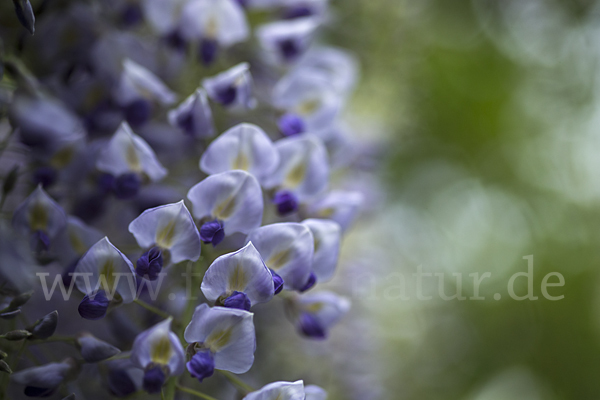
[307,190,363,232]
[302,218,341,282]
[305,385,328,400]
[203,63,256,109]
[287,291,350,339]
[256,17,319,64]
[243,380,305,400]
[168,88,214,137]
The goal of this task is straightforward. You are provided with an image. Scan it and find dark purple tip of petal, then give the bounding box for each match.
[32,166,57,188]
[143,366,166,394]
[164,30,187,52]
[299,312,327,339]
[222,291,251,311]
[121,3,143,28]
[78,291,109,320]
[24,386,55,397]
[277,113,305,137]
[175,109,196,137]
[124,99,153,128]
[282,6,314,20]
[186,350,215,383]
[299,271,317,293]
[270,268,284,295]
[97,173,116,194]
[214,85,237,106]
[32,230,50,252]
[136,247,163,281]
[113,173,141,200]
[234,0,248,7]
[199,38,219,66]
[279,39,301,61]
[273,190,298,216]
[108,368,137,397]
[200,220,225,247]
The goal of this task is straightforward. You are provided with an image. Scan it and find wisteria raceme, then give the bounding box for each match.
[0,0,382,398]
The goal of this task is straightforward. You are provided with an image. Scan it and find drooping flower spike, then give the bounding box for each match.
[180,0,249,65]
[242,380,305,400]
[286,291,350,339]
[202,62,256,109]
[184,303,255,382]
[11,359,78,398]
[307,190,363,232]
[199,123,279,181]
[130,318,185,393]
[256,17,320,64]
[168,88,215,138]
[201,242,274,310]
[114,59,176,127]
[12,185,67,252]
[187,170,263,246]
[96,122,167,198]
[302,218,341,282]
[74,237,136,320]
[263,135,329,215]
[128,200,201,279]
[246,223,314,291]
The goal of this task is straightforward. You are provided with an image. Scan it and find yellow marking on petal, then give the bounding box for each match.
[151,336,173,365]
[318,207,336,218]
[232,151,250,171]
[156,219,177,249]
[69,231,87,255]
[28,201,48,231]
[266,249,291,270]
[205,328,233,352]
[283,161,306,189]
[313,236,321,254]
[214,196,237,220]
[228,264,247,292]
[306,302,324,313]
[206,16,218,38]
[126,143,142,172]
[296,99,320,116]
[99,259,116,291]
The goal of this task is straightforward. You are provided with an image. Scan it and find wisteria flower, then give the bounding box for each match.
[128,200,201,279]
[256,17,319,64]
[302,218,341,282]
[295,46,358,94]
[286,291,350,339]
[243,380,305,400]
[168,88,215,137]
[12,185,67,252]
[130,318,185,393]
[201,242,274,310]
[246,223,313,291]
[305,385,328,400]
[184,303,255,381]
[307,190,363,232]
[203,63,256,109]
[187,170,263,246]
[11,359,77,397]
[74,237,136,319]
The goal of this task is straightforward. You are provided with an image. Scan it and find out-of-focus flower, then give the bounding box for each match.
[130,318,185,393]
[28,310,58,340]
[53,216,103,267]
[168,88,214,137]
[12,185,67,252]
[243,380,305,400]
[302,218,340,282]
[203,63,256,109]
[286,291,349,339]
[106,359,143,397]
[187,170,263,246]
[184,303,255,381]
[12,0,35,34]
[201,242,274,310]
[128,200,201,278]
[76,333,121,363]
[306,190,363,232]
[11,359,78,398]
[305,385,328,400]
[74,237,137,319]
[295,46,358,94]
[0,224,35,292]
[246,222,313,290]
[96,122,167,193]
[256,17,320,64]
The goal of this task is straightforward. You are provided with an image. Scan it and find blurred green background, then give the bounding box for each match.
[326,0,600,399]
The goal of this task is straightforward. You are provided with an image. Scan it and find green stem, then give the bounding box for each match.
[218,370,254,394]
[133,298,172,320]
[175,384,219,400]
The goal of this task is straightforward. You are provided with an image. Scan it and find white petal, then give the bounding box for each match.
[243,381,305,400]
[180,0,249,46]
[116,59,176,106]
[304,385,328,400]
[307,190,363,232]
[302,218,341,281]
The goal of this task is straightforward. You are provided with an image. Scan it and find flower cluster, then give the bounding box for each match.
[0,0,378,398]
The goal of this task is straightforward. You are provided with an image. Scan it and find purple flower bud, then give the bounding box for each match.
[186,349,215,382]
[143,365,166,394]
[97,173,116,194]
[273,190,298,216]
[114,173,141,199]
[164,31,187,52]
[136,247,163,281]
[299,272,317,293]
[270,269,284,295]
[222,291,251,311]
[124,99,153,128]
[215,85,237,106]
[278,113,305,137]
[200,39,219,66]
[279,39,301,61]
[78,291,109,320]
[32,167,57,188]
[108,368,136,397]
[298,312,326,339]
[13,0,35,35]
[199,220,225,247]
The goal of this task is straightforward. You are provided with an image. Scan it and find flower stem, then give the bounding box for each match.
[176,384,219,400]
[133,298,171,320]
[218,370,254,394]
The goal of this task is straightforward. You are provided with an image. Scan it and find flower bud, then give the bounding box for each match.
[186,349,214,383]
[4,330,32,341]
[222,291,251,311]
[299,272,317,293]
[270,269,284,295]
[278,113,305,137]
[76,333,121,363]
[143,364,167,394]
[272,190,298,216]
[136,247,163,281]
[0,360,12,374]
[199,220,225,247]
[29,310,58,340]
[12,0,35,35]
[78,291,109,320]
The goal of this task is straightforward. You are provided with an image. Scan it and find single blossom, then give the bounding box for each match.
[187,170,263,245]
[11,359,77,398]
[130,318,185,393]
[287,291,350,339]
[53,216,103,266]
[256,17,319,64]
[243,380,305,400]
[302,218,341,282]
[202,62,256,109]
[294,45,358,94]
[246,223,314,291]
[184,303,255,381]
[12,185,67,251]
[128,200,201,277]
[168,88,215,137]
[76,333,121,363]
[96,122,167,184]
[199,123,279,181]
[201,242,274,310]
[306,190,363,232]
